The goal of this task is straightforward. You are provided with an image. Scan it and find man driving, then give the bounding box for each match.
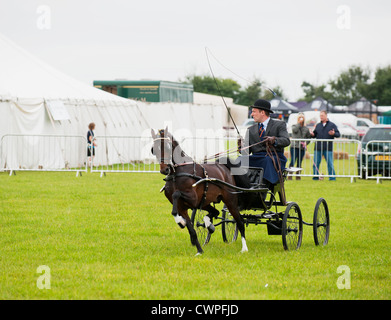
[241,99,290,188]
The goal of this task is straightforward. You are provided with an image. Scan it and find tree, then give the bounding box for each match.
[234,78,286,105]
[328,65,371,103]
[366,66,391,105]
[234,78,262,106]
[300,81,333,102]
[300,65,372,104]
[182,74,287,106]
[182,74,240,99]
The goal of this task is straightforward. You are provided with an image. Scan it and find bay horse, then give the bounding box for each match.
[151,128,248,255]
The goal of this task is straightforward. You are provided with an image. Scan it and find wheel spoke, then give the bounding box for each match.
[282,202,303,251]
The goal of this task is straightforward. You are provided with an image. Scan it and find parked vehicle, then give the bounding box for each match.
[238,118,256,138]
[357,126,391,178]
[355,118,376,139]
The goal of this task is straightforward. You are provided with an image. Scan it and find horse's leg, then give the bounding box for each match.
[224,200,248,253]
[172,190,203,255]
[171,190,186,228]
[181,210,204,255]
[203,204,220,234]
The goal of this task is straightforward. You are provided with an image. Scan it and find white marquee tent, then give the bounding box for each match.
[0,34,230,170]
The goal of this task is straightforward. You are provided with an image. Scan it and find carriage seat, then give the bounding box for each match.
[246,167,265,189]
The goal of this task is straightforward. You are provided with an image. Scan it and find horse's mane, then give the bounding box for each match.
[166,132,194,164]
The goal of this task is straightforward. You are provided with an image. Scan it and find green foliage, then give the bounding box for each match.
[1,171,390,299]
[182,74,282,106]
[328,65,371,103]
[366,66,391,105]
[234,78,262,106]
[301,64,391,105]
[301,82,334,103]
[183,74,241,99]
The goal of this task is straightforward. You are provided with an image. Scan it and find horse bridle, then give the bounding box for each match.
[152,130,177,175]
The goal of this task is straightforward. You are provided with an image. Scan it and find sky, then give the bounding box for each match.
[1,0,391,101]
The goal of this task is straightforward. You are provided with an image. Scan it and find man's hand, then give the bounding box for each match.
[263,136,276,146]
[328,128,335,136]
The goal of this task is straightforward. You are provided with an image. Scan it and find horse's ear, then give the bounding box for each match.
[151,128,156,138]
[165,126,168,134]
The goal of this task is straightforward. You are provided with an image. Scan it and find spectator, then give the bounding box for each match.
[310,111,340,180]
[289,113,311,180]
[87,122,97,165]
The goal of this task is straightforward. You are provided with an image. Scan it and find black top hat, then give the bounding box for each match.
[251,99,273,113]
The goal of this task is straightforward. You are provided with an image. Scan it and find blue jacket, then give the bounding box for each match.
[312,121,340,151]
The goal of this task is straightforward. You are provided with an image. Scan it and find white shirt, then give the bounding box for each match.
[260,117,271,132]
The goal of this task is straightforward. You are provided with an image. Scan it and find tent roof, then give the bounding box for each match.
[0,33,129,103]
[301,96,333,111]
[270,97,298,112]
[347,97,377,112]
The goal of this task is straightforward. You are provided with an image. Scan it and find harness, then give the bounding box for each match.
[163,162,210,210]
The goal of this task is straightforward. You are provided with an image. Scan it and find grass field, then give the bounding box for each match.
[0,170,390,300]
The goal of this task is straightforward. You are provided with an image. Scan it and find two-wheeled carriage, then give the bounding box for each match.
[190,167,330,251]
[151,128,329,255]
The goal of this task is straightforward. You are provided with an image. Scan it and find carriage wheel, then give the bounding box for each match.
[190,208,211,246]
[313,198,330,246]
[282,202,303,251]
[221,207,238,243]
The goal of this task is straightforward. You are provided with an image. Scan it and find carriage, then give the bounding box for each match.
[151,128,330,255]
[191,166,330,251]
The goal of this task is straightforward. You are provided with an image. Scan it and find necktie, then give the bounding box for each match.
[259,123,265,140]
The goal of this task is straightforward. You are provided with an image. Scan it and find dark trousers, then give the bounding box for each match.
[248,152,287,185]
[289,147,305,168]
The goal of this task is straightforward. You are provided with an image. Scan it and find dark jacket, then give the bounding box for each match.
[312,120,340,151]
[243,118,290,155]
[291,124,311,148]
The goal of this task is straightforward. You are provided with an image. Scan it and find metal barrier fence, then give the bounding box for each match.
[286,138,361,181]
[363,140,391,183]
[90,135,238,176]
[1,134,389,183]
[91,135,160,176]
[0,134,87,176]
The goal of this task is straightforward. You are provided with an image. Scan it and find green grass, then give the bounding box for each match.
[0,171,390,299]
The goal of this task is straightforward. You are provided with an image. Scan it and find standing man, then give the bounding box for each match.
[241,99,290,187]
[310,110,340,180]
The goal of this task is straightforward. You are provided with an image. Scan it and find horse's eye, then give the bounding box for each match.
[151,147,154,155]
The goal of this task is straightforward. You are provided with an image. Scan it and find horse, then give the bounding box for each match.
[151,128,248,255]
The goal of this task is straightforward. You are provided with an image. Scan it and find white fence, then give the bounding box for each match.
[363,140,391,183]
[90,135,236,176]
[90,135,159,175]
[0,134,87,175]
[287,138,361,181]
[1,134,390,182]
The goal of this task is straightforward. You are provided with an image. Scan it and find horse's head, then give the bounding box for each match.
[151,127,173,175]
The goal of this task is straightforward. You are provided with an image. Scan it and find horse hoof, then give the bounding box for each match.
[177,223,185,229]
[207,224,215,234]
[195,251,203,256]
